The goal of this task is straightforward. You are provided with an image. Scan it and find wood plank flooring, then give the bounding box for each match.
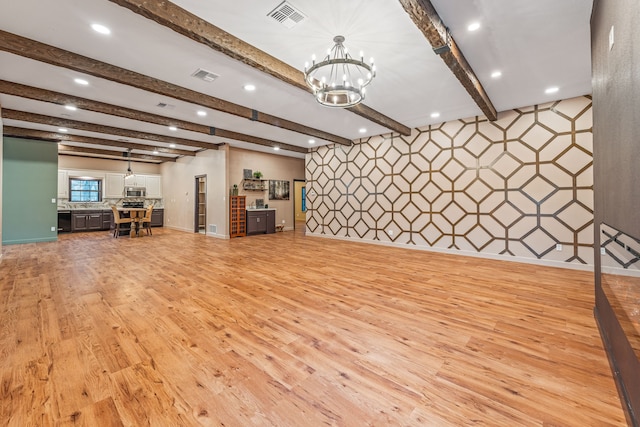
[0,227,626,426]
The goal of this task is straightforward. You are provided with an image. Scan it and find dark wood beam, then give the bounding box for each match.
[210,128,307,154]
[57,144,170,162]
[0,30,353,146]
[107,0,411,136]
[3,126,192,157]
[2,109,221,150]
[398,0,498,121]
[0,80,306,152]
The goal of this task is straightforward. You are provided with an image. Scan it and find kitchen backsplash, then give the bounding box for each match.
[58,198,164,210]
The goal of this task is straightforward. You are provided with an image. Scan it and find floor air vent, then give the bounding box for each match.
[267,1,307,29]
[191,68,220,82]
[209,224,217,233]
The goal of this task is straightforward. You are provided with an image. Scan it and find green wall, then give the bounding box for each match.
[2,137,58,244]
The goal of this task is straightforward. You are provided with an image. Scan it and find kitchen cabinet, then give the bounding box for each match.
[57,170,68,198]
[105,173,125,198]
[72,211,103,231]
[150,208,163,227]
[145,175,162,198]
[102,210,112,230]
[246,209,276,235]
[124,174,146,188]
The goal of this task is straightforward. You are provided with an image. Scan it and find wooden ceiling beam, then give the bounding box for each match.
[57,144,170,162]
[3,109,221,150]
[0,80,306,153]
[3,126,192,157]
[398,0,498,121]
[0,30,352,146]
[107,0,411,136]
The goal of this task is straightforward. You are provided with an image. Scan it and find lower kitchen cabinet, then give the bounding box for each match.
[246,209,276,235]
[72,211,103,231]
[150,208,163,227]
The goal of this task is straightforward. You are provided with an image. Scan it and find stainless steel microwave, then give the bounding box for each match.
[125,187,146,198]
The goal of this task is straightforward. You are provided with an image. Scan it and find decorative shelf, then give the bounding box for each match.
[242,178,267,191]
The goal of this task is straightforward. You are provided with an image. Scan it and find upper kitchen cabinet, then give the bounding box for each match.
[105,173,125,198]
[145,175,162,198]
[124,174,146,188]
[57,170,68,198]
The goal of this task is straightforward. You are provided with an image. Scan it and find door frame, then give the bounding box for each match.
[293,179,306,230]
[194,175,206,233]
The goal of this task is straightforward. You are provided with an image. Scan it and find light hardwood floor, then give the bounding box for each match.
[0,227,626,426]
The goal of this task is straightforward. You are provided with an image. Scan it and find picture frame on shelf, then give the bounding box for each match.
[243,169,253,179]
[269,180,290,200]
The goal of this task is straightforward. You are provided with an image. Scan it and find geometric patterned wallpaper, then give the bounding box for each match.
[306,96,594,266]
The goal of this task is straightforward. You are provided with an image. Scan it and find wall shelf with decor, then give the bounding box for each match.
[242,178,267,191]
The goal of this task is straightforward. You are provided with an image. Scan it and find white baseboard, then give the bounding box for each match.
[305,232,594,272]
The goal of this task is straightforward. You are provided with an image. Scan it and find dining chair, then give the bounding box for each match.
[140,205,154,236]
[111,205,133,238]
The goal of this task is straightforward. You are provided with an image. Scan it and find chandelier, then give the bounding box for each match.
[303,35,376,108]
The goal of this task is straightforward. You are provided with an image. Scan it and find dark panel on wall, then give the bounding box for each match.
[592,0,640,424]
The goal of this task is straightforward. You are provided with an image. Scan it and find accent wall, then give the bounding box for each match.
[306,95,593,267]
[2,137,58,245]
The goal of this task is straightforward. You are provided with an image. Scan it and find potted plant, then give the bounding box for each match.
[253,171,263,179]
[231,184,238,196]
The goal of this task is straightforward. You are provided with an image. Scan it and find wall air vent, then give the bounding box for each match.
[267,1,307,29]
[191,68,220,82]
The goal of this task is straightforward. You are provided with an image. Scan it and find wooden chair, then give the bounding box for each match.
[140,205,154,236]
[111,205,133,238]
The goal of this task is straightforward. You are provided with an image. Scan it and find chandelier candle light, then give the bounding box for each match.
[304,35,376,108]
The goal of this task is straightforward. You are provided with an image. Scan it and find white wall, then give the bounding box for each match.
[161,147,227,237]
[59,155,161,174]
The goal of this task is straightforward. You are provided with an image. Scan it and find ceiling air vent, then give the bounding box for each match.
[156,102,176,109]
[267,1,307,29]
[191,68,220,82]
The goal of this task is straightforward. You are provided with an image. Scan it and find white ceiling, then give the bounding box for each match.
[0,0,593,161]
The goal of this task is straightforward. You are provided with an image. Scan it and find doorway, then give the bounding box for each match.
[195,175,206,234]
[293,179,306,231]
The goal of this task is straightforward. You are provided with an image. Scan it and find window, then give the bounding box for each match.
[69,178,102,202]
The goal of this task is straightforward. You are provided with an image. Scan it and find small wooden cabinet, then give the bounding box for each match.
[246,209,276,235]
[230,196,246,237]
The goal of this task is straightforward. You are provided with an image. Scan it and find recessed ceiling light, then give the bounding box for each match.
[74,78,89,86]
[308,139,316,144]
[491,71,502,79]
[91,24,111,35]
[431,112,440,118]
[468,22,481,32]
[197,110,207,117]
[169,143,176,148]
[153,150,159,154]
[168,126,178,131]
[359,128,367,133]
[244,84,256,91]
[545,86,559,94]
[273,146,280,151]
[64,105,77,111]
[58,128,68,133]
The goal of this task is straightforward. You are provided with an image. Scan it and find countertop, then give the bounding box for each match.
[246,208,276,211]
